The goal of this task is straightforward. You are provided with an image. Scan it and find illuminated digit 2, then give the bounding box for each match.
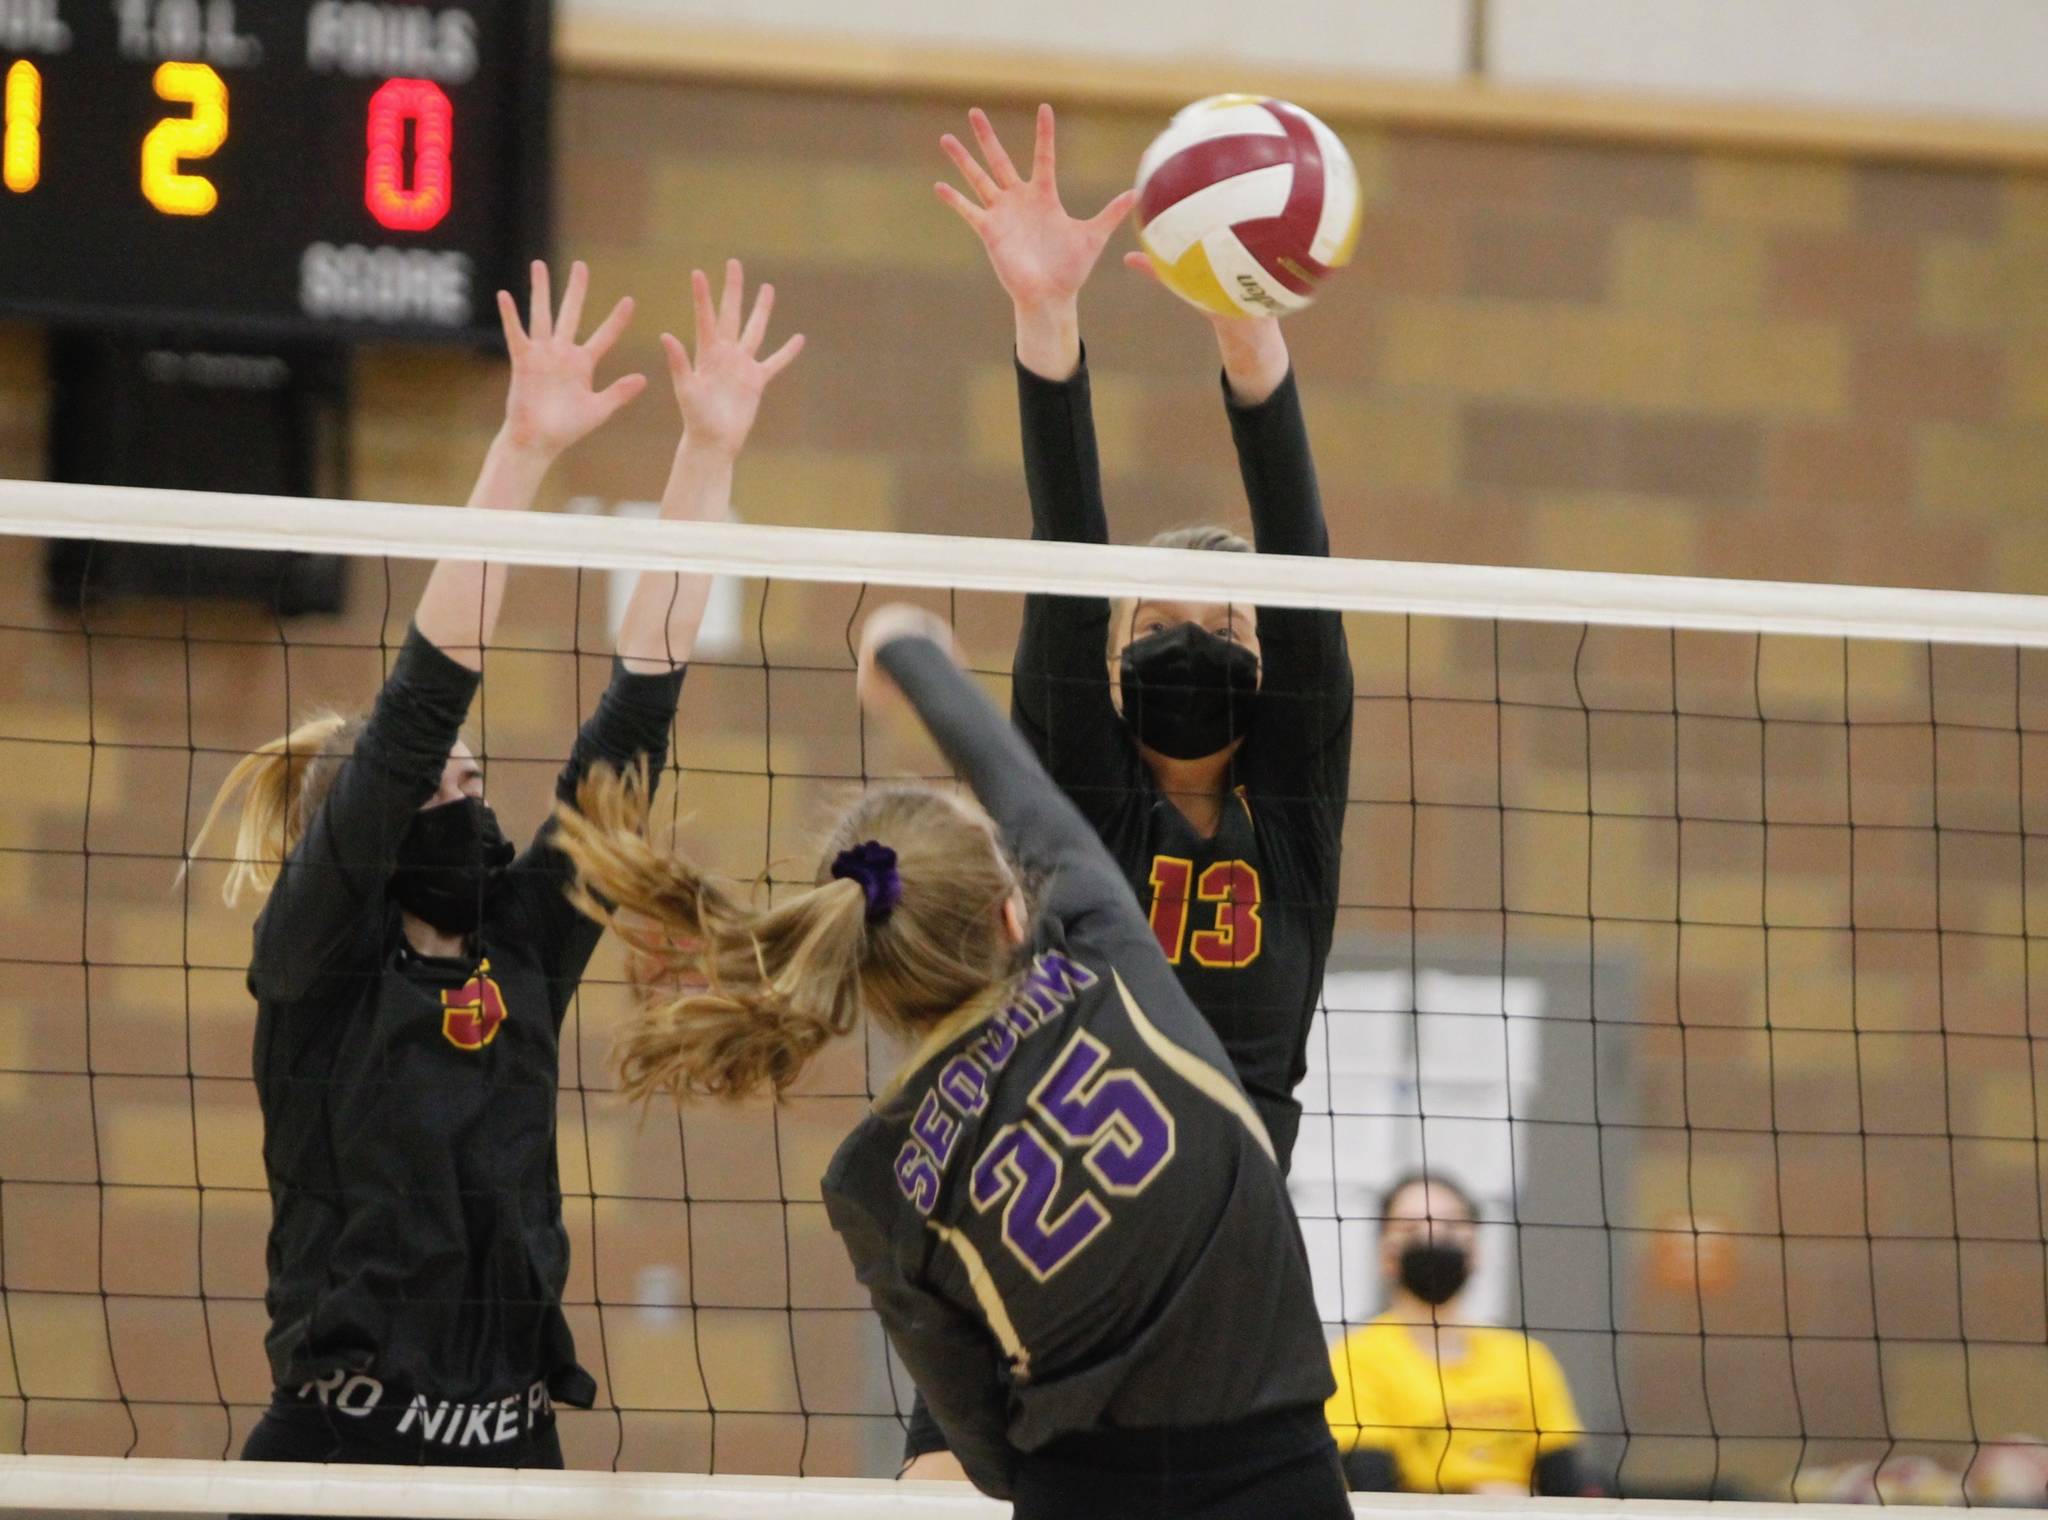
[142,62,228,216]
[365,78,453,233]
[3,61,39,194]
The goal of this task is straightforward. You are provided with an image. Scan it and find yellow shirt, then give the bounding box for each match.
[1326,1315,1581,1493]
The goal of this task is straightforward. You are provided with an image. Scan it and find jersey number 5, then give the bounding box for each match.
[970,1031,1175,1282]
[1148,857,1264,968]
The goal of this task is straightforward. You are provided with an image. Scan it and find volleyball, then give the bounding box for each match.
[1134,94,1362,318]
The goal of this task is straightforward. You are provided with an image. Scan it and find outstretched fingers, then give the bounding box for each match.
[555,259,591,343]
[661,331,693,381]
[759,331,806,381]
[595,371,649,419]
[739,280,775,354]
[967,107,1021,188]
[684,267,715,353]
[1030,102,1056,185]
[717,257,744,342]
[933,179,988,230]
[939,133,1000,205]
[526,259,552,343]
[496,289,528,356]
[582,295,635,365]
[1088,188,1139,240]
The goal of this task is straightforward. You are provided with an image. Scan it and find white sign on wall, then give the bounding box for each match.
[1293,968,1549,1331]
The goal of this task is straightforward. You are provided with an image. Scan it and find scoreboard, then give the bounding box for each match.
[0,0,551,342]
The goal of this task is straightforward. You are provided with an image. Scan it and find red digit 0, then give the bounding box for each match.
[365,77,452,233]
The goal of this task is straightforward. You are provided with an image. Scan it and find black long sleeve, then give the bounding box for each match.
[1345,1447,1400,1492]
[250,624,478,1003]
[1226,368,1354,815]
[1535,1445,1585,1497]
[1008,355,1145,822]
[504,659,685,1019]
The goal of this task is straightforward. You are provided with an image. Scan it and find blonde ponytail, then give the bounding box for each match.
[186,712,364,906]
[553,768,1026,1104]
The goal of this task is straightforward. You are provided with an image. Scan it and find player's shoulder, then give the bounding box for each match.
[821,1109,897,1212]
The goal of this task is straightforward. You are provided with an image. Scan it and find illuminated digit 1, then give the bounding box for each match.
[3,61,40,194]
[365,78,453,233]
[142,61,228,217]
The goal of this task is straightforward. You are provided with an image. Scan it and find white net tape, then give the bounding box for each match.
[0,1455,1968,1519]
[8,480,2048,647]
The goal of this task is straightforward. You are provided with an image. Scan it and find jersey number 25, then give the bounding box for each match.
[970,1031,1175,1282]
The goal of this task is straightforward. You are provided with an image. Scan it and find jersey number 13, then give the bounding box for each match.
[1148,857,1264,969]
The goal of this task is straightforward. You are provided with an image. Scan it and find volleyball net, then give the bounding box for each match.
[0,479,2043,1513]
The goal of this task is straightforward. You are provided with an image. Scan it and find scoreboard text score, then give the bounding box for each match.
[0,0,550,340]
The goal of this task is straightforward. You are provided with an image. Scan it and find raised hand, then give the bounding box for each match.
[937,104,1135,318]
[663,258,805,460]
[857,603,959,715]
[496,259,647,455]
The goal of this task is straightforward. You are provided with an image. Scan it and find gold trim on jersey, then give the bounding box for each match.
[1112,970,1276,1166]
[928,1219,1031,1380]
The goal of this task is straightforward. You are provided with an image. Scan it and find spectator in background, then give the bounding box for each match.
[1327,1173,1586,1496]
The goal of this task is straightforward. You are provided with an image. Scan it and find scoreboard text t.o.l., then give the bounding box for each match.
[0,0,551,342]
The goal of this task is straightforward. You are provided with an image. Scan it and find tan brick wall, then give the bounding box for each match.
[0,73,2044,1493]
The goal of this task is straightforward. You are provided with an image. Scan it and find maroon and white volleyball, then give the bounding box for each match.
[1134,94,1361,318]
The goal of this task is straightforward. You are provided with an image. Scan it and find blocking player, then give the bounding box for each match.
[911,100,1356,1482]
[187,259,800,1480]
[936,103,1354,1177]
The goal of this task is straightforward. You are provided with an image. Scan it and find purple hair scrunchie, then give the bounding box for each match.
[831,840,902,925]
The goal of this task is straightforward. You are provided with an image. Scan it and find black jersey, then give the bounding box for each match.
[823,635,1334,1502]
[248,625,682,1410]
[1010,356,1353,1172]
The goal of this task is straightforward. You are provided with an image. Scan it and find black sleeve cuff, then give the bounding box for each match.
[606,656,689,718]
[1343,1446,1400,1492]
[1220,363,1302,423]
[391,622,484,704]
[1535,1445,1584,1497]
[1013,344,1089,398]
[901,1393,949,1461]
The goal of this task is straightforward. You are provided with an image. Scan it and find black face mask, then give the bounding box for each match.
[1118,622,1260,761]
[389,796,515,936]
[1398,1241,1471,1307]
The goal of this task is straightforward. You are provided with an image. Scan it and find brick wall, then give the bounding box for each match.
[0,72,2043,1495]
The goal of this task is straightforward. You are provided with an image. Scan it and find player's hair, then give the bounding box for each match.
[553,766,1028,1103]
[186,711,367,906]
[1149,524,1252,555]
[1108,526,1257,647]
[1379,1170,1481,1225]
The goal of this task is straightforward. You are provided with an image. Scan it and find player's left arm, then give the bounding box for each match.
[1217,319,1355,819]
[514,262,803,997]
[1131,266,1355,817]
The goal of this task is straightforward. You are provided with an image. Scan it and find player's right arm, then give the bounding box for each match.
[252,262,645,1000]
[861,609,1138,949]
[936,106,1140,792]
